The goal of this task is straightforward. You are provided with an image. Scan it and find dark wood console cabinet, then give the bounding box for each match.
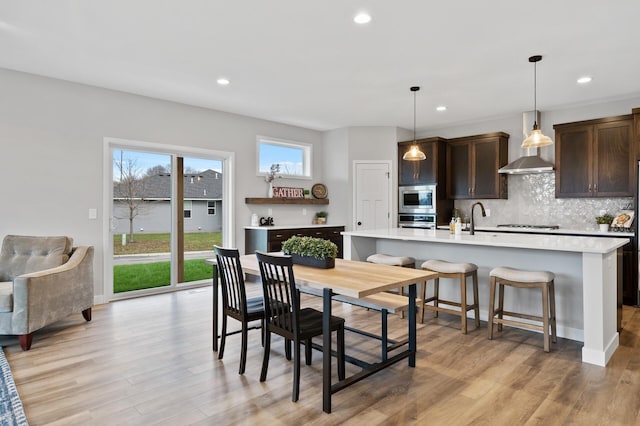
[245,226,345,258]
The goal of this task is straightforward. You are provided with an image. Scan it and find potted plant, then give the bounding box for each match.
[281,235,338,269]
[315,211,328,224]
[596,213,613,232]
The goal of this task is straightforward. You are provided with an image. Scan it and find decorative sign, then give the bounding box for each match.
[272,186,304,198]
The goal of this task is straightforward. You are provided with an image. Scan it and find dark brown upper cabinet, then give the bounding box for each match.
[555,115,634,198]
[398,137,447,197]
[446,132,509,199]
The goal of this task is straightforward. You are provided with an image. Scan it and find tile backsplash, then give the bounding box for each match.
[454,173,634,231]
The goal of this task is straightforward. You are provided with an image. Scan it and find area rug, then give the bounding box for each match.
[0,349,28,426]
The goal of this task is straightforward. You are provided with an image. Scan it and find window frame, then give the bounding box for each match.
[256,136,312,180]
[207,200,216,216]
[183,200,192,219]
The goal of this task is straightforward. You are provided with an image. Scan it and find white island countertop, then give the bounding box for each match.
[343,228,629,254]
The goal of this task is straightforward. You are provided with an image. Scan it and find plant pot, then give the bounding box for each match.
[316,217,327,224]
[599,224,610,232]
[290,253,335,269]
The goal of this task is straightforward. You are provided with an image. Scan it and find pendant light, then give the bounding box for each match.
[521,55,553,148]
[402,86,426,161]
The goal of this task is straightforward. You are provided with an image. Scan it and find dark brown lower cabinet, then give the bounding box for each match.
[245,226,345,258]
[622,240,637,307]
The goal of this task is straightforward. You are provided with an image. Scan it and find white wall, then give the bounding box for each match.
[322,128,350,228]
[321,127,401,230]
[0,68,323,297]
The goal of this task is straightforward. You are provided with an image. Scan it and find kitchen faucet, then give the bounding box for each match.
[469,202,486,235]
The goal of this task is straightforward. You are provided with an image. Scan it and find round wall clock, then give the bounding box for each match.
[311,183,328,199]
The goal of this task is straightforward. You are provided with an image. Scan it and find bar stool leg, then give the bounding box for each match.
[542,281,550,352]
[420,281,427,324]
[488,276,496,340]
[433,277,440,317]
[550,279,557,343]
[459,273,468,334]
[497,281,504,332]
[472,271,480,329]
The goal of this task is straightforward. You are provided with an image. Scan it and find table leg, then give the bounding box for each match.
[212,265,218,352]
[323,287,332,414]
[408,282,416,367]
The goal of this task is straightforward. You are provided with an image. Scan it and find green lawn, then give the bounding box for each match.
[114,232,222,255]
[114,259,213,293]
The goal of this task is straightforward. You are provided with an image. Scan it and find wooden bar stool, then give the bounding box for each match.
[488,267,557,352]
[366,254,420,322]
[420,259,480,333]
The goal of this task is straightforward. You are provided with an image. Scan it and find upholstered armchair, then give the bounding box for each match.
[0,235,94,350]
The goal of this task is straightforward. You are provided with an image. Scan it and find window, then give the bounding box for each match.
[183,200,192,219]
[207,200,216,215]
[257,136,311,179]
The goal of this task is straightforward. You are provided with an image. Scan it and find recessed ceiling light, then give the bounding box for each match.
[436,106,447,112]
[216,78,230,86]
[577,76,592,84]
[353,13,371,24]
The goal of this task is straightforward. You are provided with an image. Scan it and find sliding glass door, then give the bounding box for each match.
[108,142,227,300]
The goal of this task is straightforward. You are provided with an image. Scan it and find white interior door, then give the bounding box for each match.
[354,161,391,230]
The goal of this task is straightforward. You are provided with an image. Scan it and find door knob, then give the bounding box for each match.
[357,221,362,226]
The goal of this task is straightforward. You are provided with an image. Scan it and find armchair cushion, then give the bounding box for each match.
[0,235,73,281]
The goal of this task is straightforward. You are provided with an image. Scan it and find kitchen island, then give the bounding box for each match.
[342,228,629,367]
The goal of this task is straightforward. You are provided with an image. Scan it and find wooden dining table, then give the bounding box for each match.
[207,254,436,413]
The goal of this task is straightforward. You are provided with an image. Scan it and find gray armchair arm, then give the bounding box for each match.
[11,246,94,335]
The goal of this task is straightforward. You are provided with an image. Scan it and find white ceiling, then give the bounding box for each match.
[1,1,639,132]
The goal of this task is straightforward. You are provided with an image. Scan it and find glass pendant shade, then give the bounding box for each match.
[521,128,553,148]
[403,144,426,160]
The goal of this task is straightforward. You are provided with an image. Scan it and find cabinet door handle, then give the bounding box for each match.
[588,184,592,192]
[275,234,283,238]
[315,232,322,235]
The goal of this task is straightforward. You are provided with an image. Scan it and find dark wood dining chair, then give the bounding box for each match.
[256,251,346,402]
[214,246,266,375]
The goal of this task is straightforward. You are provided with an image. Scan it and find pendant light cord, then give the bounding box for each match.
[533,59,537,119]
[413,90,417,142]
[528,55,542,129]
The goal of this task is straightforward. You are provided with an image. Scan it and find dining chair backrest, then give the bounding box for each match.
[256,251,298,335]
[214,246,248,317]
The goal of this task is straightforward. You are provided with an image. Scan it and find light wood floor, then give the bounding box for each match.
[4,283,640,425]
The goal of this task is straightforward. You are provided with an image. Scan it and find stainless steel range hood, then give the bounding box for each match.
[498,111,555,174]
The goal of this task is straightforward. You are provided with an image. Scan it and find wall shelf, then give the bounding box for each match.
[245,197,329,205]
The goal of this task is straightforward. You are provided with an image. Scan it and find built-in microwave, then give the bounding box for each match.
[399,184,436,214]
